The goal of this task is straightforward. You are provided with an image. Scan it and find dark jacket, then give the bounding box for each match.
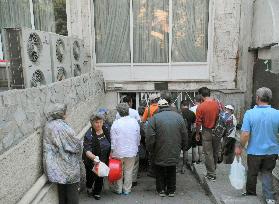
[145,107,188,166]
[180,108,196,132]
[82,126,111,167]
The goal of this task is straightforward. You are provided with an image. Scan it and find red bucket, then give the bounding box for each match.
[108,157,122,183]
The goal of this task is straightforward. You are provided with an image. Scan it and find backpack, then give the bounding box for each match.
[212,100,233,138]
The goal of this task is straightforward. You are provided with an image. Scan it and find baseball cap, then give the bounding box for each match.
[158,99,169,107]
[225,105,234,111]
[149,93,158,101]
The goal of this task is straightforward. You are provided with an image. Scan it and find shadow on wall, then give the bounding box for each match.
[253,59,279,109]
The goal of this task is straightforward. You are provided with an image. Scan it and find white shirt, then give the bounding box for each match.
[190,105,198,114]
[110,116,140,158]
[116,108,141,122]
[190,105,202,131]
[228,114,238,139]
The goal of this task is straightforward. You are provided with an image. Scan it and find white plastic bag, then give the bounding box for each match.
[93,161,110,177]
[229,157,246,190]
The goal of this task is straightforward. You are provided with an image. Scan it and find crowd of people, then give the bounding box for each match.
[43,86,279,204]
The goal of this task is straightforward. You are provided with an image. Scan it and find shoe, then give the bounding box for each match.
[158,191,166,197]
[168,192,175,197]
[93,194,101,200]
[266,199,276,204]
[205,175,216,181]
[122,192,130,196]
[132,182,138,187]
[242,192,257,196]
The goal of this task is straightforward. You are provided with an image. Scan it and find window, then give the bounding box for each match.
[94,0,130,63]
[94,0,209,64]
[133,0,169,63]
[33,0,68,35]
[0,0,32,59]
[172,0,209,62]
[0,0,68,60]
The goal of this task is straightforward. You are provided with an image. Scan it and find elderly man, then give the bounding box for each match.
[110,103,141,195]
[116,95,140,122]
[235,87,279,204]
[146,99,188,197]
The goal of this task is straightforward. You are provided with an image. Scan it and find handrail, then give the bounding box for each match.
[17,122,91,204]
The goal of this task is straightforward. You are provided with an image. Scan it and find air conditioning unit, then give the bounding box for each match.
[2,27,52,88]
[70,37,85,77]
[50,33,71,81]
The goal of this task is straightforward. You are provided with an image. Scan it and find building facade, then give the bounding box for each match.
[0,0,279,203]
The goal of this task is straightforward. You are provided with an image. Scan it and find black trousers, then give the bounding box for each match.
[57,183,79,204]
[246,154,278,195]
[155,165,176,193]
[85,165,103,195]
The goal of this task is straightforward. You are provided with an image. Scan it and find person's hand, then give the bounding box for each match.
[93,156,100,164]
[234,146,242,156]
[196,133,200,142]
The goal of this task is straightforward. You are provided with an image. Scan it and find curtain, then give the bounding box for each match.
[172,0,209,62]
[94,0,130,63]
[0,0,31,59]
[33,0,56,32]
[53,0,67,36]
[133,0,169,63]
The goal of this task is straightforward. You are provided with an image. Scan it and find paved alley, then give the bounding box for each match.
[80,168,213,204]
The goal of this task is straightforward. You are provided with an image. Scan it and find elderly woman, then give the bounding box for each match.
[43,103,82,204]
[110,103,140,195]
[83,113,111,200]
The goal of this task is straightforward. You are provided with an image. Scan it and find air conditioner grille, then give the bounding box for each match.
[56,67,66,81]
[27,33,42,63]
[73,64,81,76]
[31,70,45,87]
[56,38,65,63]
[73,41,80,61]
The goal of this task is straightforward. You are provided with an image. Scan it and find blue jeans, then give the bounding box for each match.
[246,154,278,199]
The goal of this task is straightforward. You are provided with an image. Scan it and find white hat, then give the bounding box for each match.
[158,99,169,107]
[225,105,234,111]
[149,93,158,101]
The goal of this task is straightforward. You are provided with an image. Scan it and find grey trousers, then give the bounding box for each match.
[132,155,139,182]
[202,128,221,177]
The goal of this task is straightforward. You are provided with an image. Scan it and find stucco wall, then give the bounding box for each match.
[0,71,105,204]
[210,0,241,88]
[0,71,104,154]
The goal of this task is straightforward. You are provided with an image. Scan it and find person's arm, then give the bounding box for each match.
[195,106,203,141]
[142,107,148,122]
[145,118,156,153]
[235,112,250,155]
[110,122,118,156]
[135,122,141,146]
[180,117,188,151]
[83,131,99,162]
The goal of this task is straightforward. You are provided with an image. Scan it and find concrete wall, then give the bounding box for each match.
[237,0,255,108]
[66,0,94,72]
[0,71,105,203]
